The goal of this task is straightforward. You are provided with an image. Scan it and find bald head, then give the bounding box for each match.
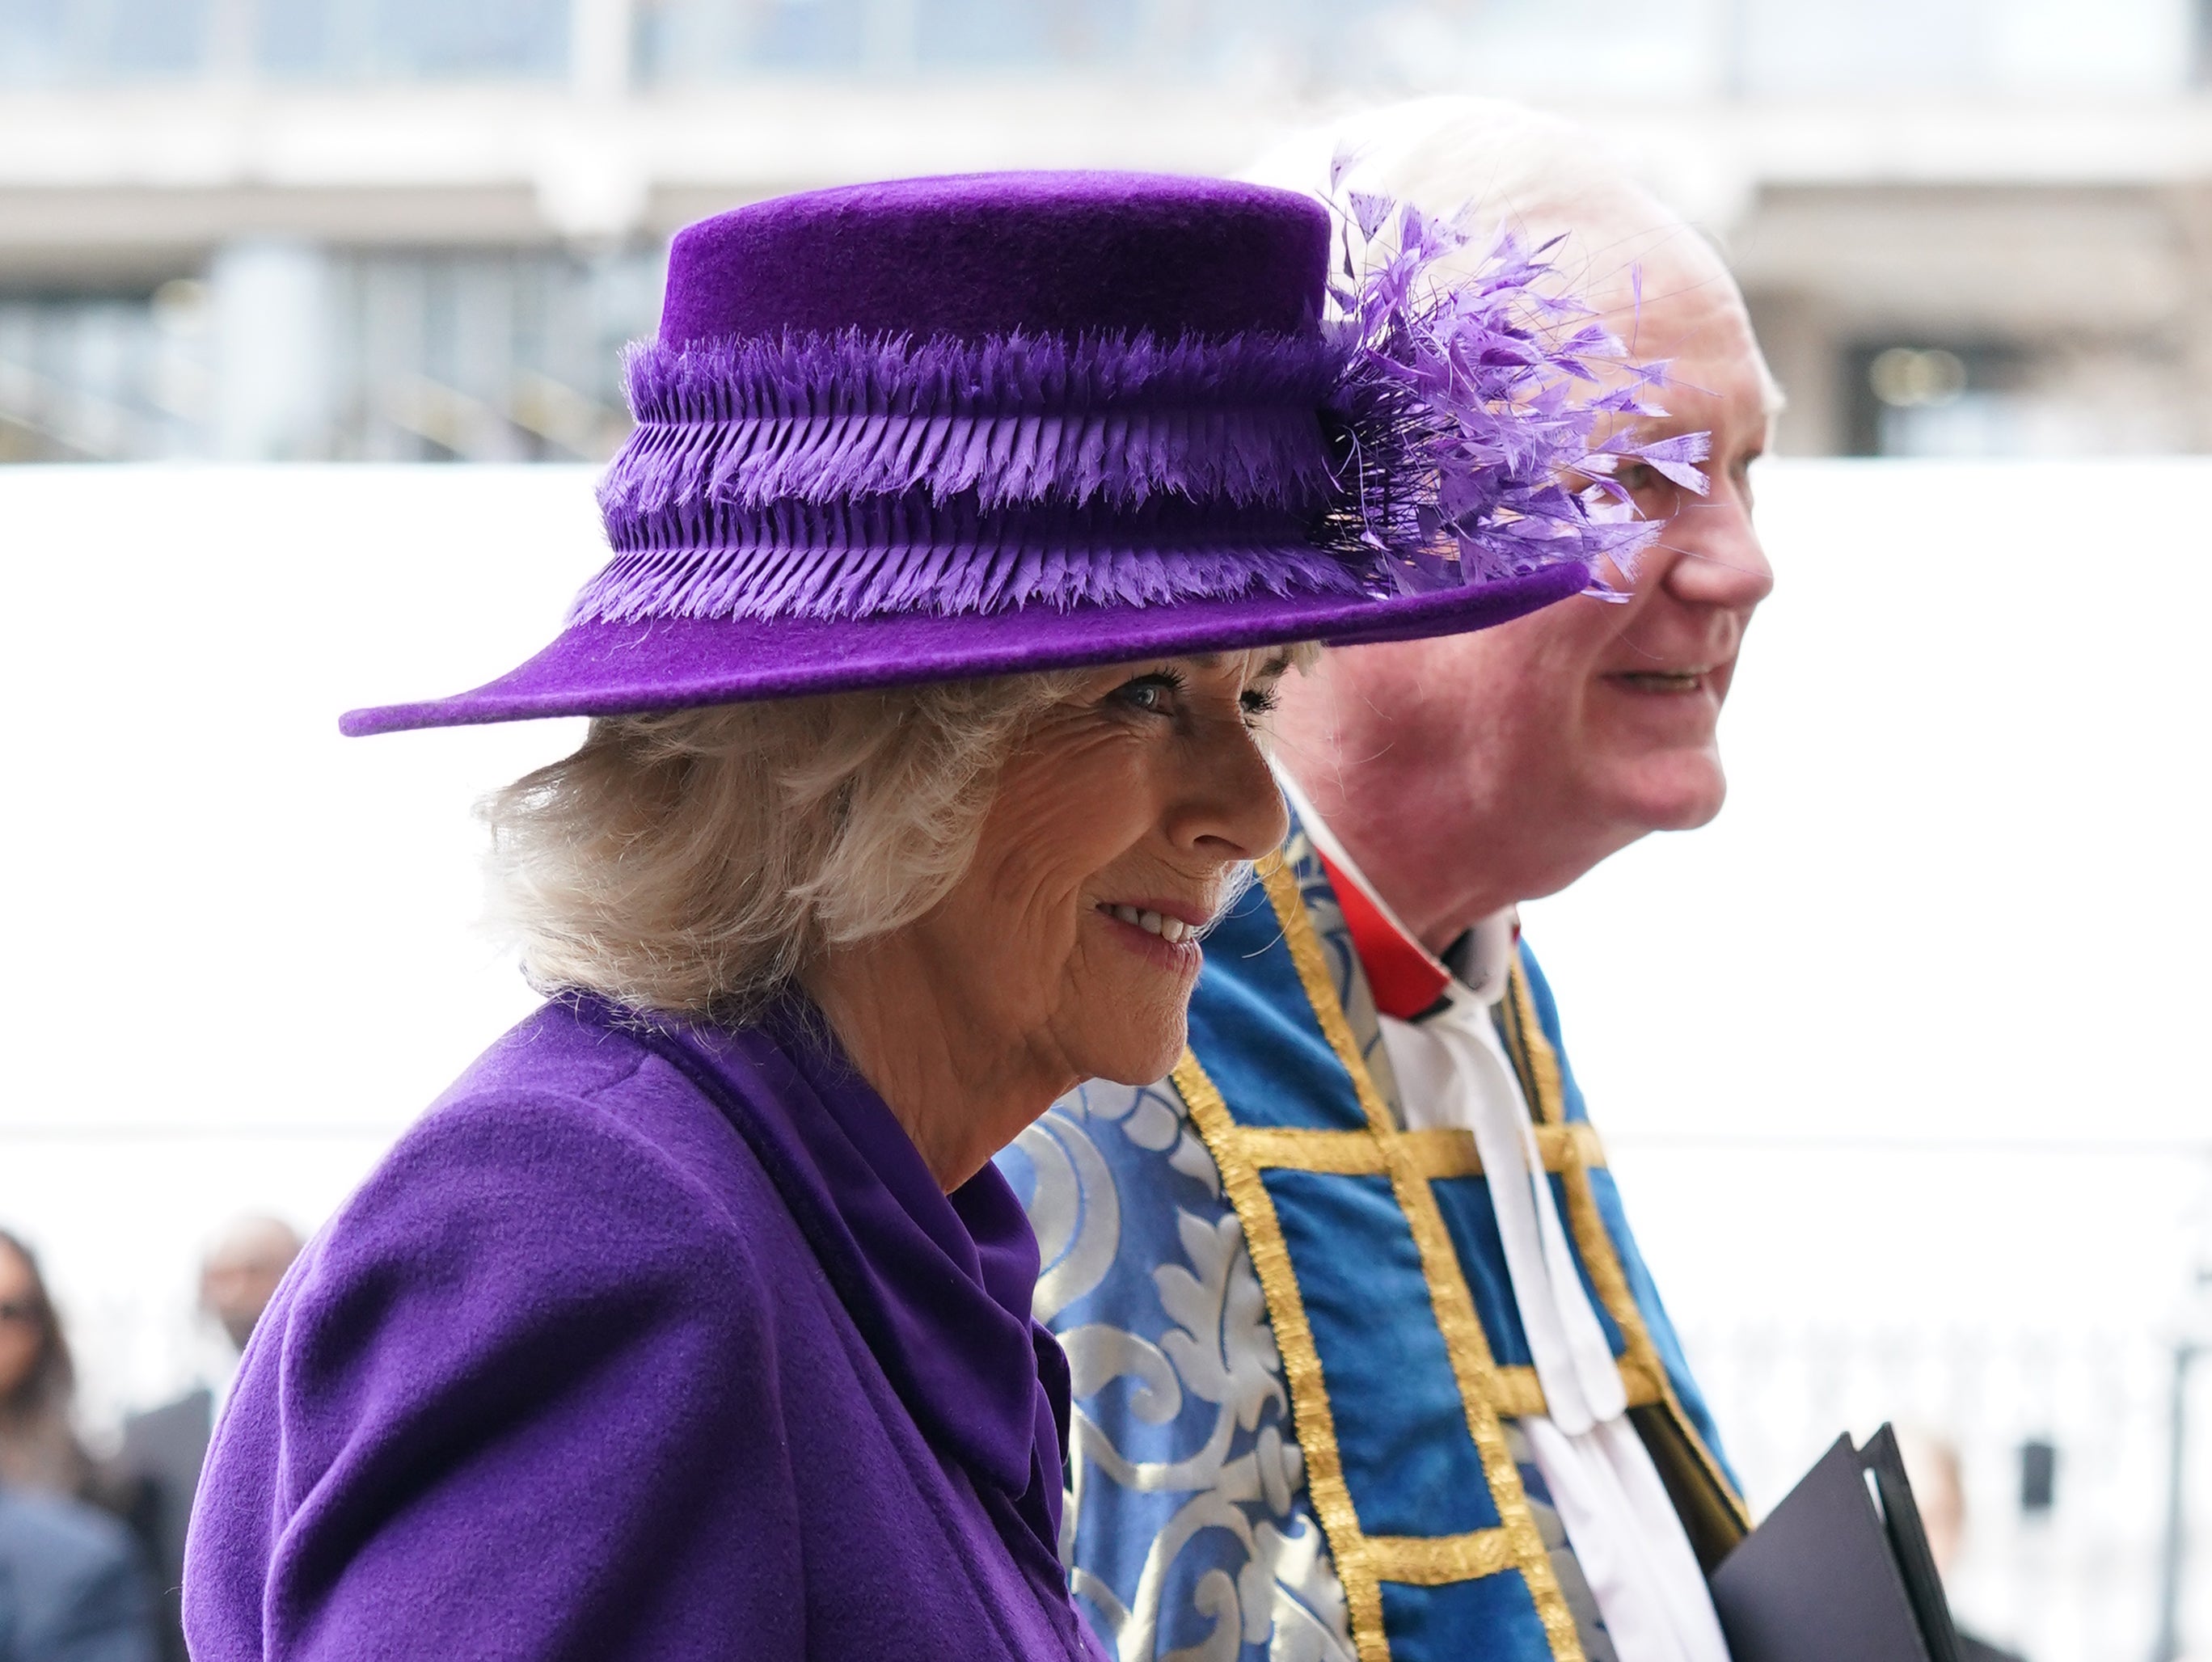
[1251,95,1777,406]
[1248,98,1779,938]
[201,1214,302,1352]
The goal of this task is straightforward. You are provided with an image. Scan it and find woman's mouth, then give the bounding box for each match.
[1100,903,1197,943]
[1094,900,1209,972]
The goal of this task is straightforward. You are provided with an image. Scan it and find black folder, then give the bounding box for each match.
[1708,1424,1963,1662]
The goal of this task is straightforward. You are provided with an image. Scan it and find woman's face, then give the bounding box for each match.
[0,1244,46,1398]
[913,652,1293,1095]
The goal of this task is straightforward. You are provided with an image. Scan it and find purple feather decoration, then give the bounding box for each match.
[1316,174,1708,601]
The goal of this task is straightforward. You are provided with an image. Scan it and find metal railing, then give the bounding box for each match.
[1683,1318,2210,1662]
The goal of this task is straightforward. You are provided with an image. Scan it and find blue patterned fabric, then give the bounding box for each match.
[1001,1072,1353,1661]
[998,833,1739,1661]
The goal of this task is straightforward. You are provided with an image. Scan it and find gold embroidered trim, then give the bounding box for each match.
[1212,1123,1632,1418]
[1503,961,1752,1535]
[1380,1127,1587,1662]
[1227,1124,1605,1180]
[1365,1529,1518,1585]
[1260,857,1397,1140]
[1499,967,1557,1127]
[1174,1048,1389,1662]
[1490,1367,1550,1419]
[1251,858,1586,1662]
[1231,1128,1392,1175]
[1173,858,1716,1659]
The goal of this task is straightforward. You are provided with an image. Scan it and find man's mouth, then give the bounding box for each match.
[1610,664,1715,694]
[1097,902,1205,944]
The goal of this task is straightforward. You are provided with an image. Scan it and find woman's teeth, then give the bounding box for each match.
[1107,904,1193,943]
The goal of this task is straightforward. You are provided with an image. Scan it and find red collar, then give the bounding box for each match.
[1313,848,1452,1020]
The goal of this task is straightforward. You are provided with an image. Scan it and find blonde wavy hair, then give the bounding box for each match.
[482,649,1299,1018]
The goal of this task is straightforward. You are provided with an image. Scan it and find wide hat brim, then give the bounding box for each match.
[340,562,1585,736]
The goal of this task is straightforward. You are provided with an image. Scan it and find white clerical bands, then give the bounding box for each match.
[1381,990,1730,1662]
[1428,1004,1627,1436]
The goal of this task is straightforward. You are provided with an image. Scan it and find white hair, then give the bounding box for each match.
[481,648,1302,1019]
[1247,96,1782,411]
[1249,96,1717,302]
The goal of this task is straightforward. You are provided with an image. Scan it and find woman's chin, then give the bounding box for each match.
[1077,1017,1190,1091]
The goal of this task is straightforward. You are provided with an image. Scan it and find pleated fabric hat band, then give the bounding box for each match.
[580,327,1366,626]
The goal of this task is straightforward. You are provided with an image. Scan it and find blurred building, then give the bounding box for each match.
[2,0,2210,462]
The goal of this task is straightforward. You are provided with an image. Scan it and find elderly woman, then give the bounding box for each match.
[184,172,1627,1660]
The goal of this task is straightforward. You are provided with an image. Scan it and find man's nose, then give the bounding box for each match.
[1658,488,1773,613]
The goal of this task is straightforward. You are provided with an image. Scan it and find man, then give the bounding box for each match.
[1001,98,1776,1662]
[110,1217,300,1662]
[1897,1432,2029,1662]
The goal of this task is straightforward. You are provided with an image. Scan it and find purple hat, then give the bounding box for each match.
[344,171,1698,736]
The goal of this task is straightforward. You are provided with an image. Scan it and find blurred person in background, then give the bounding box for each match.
[1898,1429,2029,1662]
[0,1233,90,1502]
[108,1217,300,1662]
[192,1217,301,1359]
[0,1483,160,1662]
[0,1231,158,1662]
[1012,97,1775,1662]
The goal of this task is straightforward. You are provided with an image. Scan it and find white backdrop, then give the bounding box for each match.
[1519,457,2212,1337]
[1510,458,2212,1658]
[1,461,2206,1654]
[2,466,604,1413]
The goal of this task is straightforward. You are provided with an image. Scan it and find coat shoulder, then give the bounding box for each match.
[373,999,792,1250]
[187,1003,822,1661]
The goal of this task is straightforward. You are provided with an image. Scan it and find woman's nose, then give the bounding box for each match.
[1174,718,1291,864]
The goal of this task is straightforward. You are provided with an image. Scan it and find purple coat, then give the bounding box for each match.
[184,994,1108,1662]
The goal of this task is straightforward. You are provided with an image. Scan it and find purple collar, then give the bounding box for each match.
[573,993,1066,1540]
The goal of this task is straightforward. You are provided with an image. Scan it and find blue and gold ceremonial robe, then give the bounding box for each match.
[998,826,1746,1662]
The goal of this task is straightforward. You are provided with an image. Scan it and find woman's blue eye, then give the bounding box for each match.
[1113,672,1183,713]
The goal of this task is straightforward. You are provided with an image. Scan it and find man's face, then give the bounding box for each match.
[201,1222,302,1352]
[1278,260,1775,936]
